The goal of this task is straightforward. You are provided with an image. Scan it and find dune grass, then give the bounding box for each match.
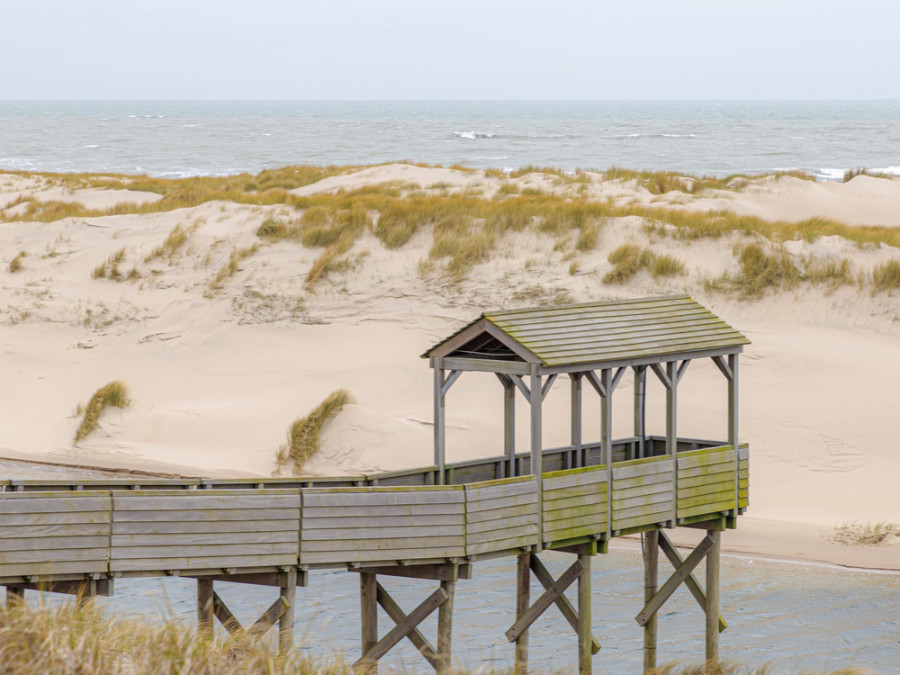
[73,381,131,444]
[603,244,686,284]
[871,259,900,293]
[92,247,128,281]
[277,389,352,473]
[207,244,259,294]
[8,250,26,273]
[647,663,867,675]
[145,222,194,264]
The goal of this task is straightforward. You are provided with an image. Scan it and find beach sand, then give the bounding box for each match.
[1,165,898,570]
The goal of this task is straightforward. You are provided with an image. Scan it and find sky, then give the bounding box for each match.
[4,0,900,100]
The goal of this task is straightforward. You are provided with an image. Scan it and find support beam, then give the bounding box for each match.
[212,592,244,636]
[440,370,462,397]
[529,555,601,655]
[729,354,740,513]
[576,552,592,675]
[437,579,456,675]
[600,369,613,540]
[570,374,583,469]
[361,573,378,673]
[197,578,214,640]
[515,552,530,674]
[510,374,532,401]
[540,374,557,401]
[666,360,678,523]
[530,365,543,540]
[633,366,646,459]
[635,534,714,627]
[279,569,297,652]
[5,586,25,608]
[706,530,722,668]
[643,530,659,672]
[433,358,446,485]
[658,532,727,632]
[505,377,517,477]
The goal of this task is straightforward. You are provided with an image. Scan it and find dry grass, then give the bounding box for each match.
[92,247,128,281]
[207,245,259,294]
[145,223,194,264]
[277,389,352,473]
[871,259,900,293]
[603,244,686,284]
[831,521,899,546]
[0,601,350,675]
[73,381,131,444]
[8,251,26,273]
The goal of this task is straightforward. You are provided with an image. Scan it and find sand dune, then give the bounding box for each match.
[1,165,898,568]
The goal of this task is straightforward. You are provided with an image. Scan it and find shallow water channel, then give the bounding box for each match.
[27,544,899,674]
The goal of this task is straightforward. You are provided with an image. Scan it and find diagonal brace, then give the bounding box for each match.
[506,558,584,642]
[211,592,288,638]
[635,533,714,626]
[376,582,438,669]
[529,555,601,654]
[658,532,727,633]
[355,586,448,666]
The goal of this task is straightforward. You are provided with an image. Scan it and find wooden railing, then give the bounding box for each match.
[0,440,748,584]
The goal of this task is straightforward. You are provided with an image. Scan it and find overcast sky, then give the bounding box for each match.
[5,0,899,100]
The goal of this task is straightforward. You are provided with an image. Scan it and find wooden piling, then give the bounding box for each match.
[705,529,721,668]
[643,530,659,672]
[436,579,455,674]
[279,569,297,653]
[360,572,378,673]
[197,578,214,640]
[515,552,530,674]
[5,586,25,608]
[576,551,592,675]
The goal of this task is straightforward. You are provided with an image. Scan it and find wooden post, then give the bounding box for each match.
[515,552,530,674]
[436,579,455,674]
[197,578,214,640]
[666,360,678,524]
[529,365,542,541]
[729,354,739,513]
[570,374,583,468]
[577,551,592,675]
[75,579,96,608]
[279,569,297,653]
[600,369,613,540]
[505,379,516,477]
[361,572,378,673]
[705,530,721,668]
[643,530,659,672]
[633,365,646,459]
[433,357,446,485]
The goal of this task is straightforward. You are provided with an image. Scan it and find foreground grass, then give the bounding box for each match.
[277,389,353,473]
[73,381,131,444]
[0,602,870,675]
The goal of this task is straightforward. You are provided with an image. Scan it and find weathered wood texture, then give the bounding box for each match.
[300,486,465,565]
[464,477,539,556]
[676,445,750,519]
[110,490,299,572]
[541,465,608,546]
[0,491,111,579]
[611,456,675,531]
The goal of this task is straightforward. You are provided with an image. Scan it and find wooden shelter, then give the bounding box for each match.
[2,294,750,674]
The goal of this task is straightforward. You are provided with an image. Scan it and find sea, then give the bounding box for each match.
[1,100,900,180]
[3,101,900,672]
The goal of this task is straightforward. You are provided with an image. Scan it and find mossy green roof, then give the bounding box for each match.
[425,295,749,367]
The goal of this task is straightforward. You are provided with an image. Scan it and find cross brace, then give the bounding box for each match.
[211,591,288,638]
[505,555,598,653]
[635,532,725,631]
[355,585,449,668]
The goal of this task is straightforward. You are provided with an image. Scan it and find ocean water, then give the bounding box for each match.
[1,100,899,180]
[27,548,900,674]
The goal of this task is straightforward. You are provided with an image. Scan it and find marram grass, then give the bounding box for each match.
[0,602,871,675]
[73,381,131,444]
[277,389,352,473]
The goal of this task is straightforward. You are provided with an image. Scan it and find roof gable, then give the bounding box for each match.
[424,295,749,368]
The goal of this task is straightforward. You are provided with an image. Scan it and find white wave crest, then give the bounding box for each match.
[453,131,497,140]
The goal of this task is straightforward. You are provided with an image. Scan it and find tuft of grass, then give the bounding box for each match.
[208,244,259,293]
[805,257,852,290]
[871,259,900,293]
[73,381,131,444]
[144,223,194,264]
[0,601,351,675]
[92,247,127,281]
[831,521,899,547]
[713,243,802,298]
[647,662,868,675]
[9,250,26,273]
[603,244,684,284]
[277,390,352,473]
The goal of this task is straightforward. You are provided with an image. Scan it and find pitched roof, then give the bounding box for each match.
[424,295,749,367]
